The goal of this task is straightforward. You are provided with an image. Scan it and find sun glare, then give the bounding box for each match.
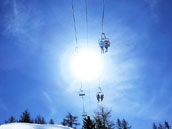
[70,48,104,81]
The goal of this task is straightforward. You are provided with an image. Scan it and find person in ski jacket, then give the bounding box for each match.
[104,39,110,53]
[100,94,104,102]
[99,40,104,53]
[97,94,100,102]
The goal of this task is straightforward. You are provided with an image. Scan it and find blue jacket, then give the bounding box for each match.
[99,40,104,47]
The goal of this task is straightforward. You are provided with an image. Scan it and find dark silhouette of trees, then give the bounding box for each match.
[165,121,170,129]
[116,118,122,129]
[61,112,80,129]
[49,119,54,124]
[5,116,16,123]
[153,123,158,129]
[122,119,131,129]
[34,115,46,124]
[95,118,105,129]
[82,116,95,129]
[2,108,133,129]
[4,108,172,129]
[153,121,171,129]
[61,119,68,126]
[115,118,131,129]
[93,106,115,129]
[19,110,33,123]
[158,123,163,129]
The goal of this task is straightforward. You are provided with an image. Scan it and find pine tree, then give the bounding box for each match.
[93,106,115,129]
[19,110,33,123]
[164,121,170,129]
[34,115,46,124]
[122,119,131,129]
[61,112,80,129]
[49,119,54,124]
[153,123,158,129]
[116,118,122,129]
[62,119,68,126]
[158,123,164,129]
[98,119,104,129]
[82,116,95,129]
[153,121,171,129]
[5,116,16,123]
[95,118,105,129]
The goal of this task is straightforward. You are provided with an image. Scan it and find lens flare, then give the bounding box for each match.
[70,48,104,81]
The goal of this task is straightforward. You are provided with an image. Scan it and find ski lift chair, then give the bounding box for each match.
[99,33,110,53]
[79,89,85,97]
[97,91,104,102]
[99,40,104,53]
[82,112,87,117]
[96,87,104,102]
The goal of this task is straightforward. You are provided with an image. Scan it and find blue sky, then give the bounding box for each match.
[0,0,172,128]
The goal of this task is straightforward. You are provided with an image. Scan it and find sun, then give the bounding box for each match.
[70,48,104,81]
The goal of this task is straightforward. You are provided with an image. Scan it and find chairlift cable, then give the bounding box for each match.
[99,79,101,88]
[72,0,78,51]
[79,82,87,117]
[102,0,105,33]
[84,0,91,116]
[84,0,88,47]
[82,96,86,114]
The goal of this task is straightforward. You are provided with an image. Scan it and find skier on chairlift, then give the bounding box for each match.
[99,39,104,53]
[99,33,110,53]
[100,94,104,101]
[97,93,100,102]
[104,39,110,53]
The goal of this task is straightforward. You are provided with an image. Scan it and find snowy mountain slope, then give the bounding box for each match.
[0,123,73,129]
